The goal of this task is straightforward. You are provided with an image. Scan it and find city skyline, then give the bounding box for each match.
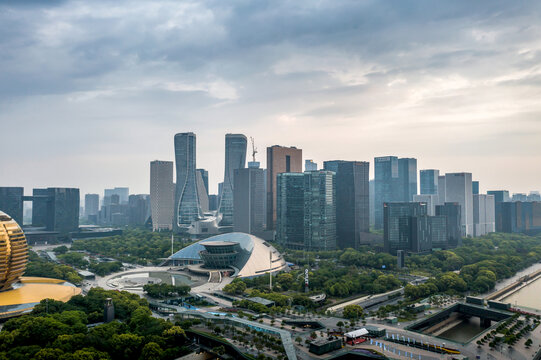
[2,1,541,196]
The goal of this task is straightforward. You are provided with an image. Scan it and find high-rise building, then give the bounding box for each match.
[104,187,129,204]
[473,194,495,237]
[444,172,473,236]
[501,201,541,234]
[276,173,305,249]
[266,145,302,230]
[397,250,405,269]
[488,190,510,232]
[437,176,446,206]
[0,187,24,225]
[436,202,462,248]
[472,181,479,195]
[374,156,399,229]
[528,192,541,202]
[196,169,209,196]
[174,132,202,231]
[31,188,80,236]
[324,160,369,249]
[233,164,266,235]
[369,180,375,228]
[413,194,438,216]
[196,171,209,213]
[218,134,247,227]
[150,160,174,231]
[383,202,429,254]
[304,170,336,251]
[398,158,417,201]
[84,194,99,217]
[512,193,528,202]
[129,194,151,226]
[420,169,439,195]
[305,159,317,171]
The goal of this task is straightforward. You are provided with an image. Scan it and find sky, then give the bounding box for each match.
[1,0,540,197]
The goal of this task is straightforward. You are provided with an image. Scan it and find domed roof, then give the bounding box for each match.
[169,232,287,278]
[0,211,28,291]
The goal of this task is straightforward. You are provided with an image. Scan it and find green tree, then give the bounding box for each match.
[139,342,163,360]
[343,304,364,321]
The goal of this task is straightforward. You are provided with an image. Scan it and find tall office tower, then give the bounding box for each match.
[150,160,174,231]
[436,202,462,248]
[488,190,509,233]
[398,158,417,201]
[196,171,209,213]
[233,164,266,235]
[437,176,446,206]
[174,132,202,231]
[196,169,209,196]
[397,250,405,269]
[266,145,303,230]
[305,159,317,171]
[218,134,247,227]
[128,194,151,226]
[420,169,439,195]
[31,188,80,236]
[383,202,429,254]
[473,194,495,237]
[276,173,305,249]
[208,195,219,211]
[324,160,370,249]
[512,193,528,202]
[369,180,375,228]
[0,187,24,225]
[413,194,438,216]
[304,170,336,251]
[444,172,473,236]
[472,181,479,195]
[501,201,541,234]
[84,194,99,217]
[104,187,129,204]
[374,156,399,229]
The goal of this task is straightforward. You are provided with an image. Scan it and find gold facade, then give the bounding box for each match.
[0,211,28,291]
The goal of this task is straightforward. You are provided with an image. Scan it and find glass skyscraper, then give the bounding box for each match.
[383,202,428,254]
[174,132,202,230]
[0,187,24,225]
[374,156,399,229]
[304,170,336,251]
[398,158,417,201]
[323,160,369,249]
[276,173,305,249]
[218,134,247,227]
[420,169,439,195]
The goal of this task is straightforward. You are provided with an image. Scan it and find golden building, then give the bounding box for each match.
[0,211,28,291]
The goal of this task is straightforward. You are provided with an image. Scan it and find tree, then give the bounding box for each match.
[343,304,364,321]
[295,336,302,345]
[139,342,163,360]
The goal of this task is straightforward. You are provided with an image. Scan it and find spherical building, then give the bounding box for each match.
[0,211,28,291]
[165,232,287,278]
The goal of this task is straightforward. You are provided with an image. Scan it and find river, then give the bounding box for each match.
[502,275,541,310]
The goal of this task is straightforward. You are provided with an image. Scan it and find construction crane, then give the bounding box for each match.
[250,136,258,163]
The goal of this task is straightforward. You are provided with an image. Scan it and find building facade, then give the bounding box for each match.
[420,169,439,195]
[473,194,495,237]
[435,202,462,248]
[444,172,473,236]
[374,156,399,229]
[174,132,202,231]
[218,134,247,227]
[324,160,369,249]
[0,187,24,225]
[305,159,318,171]
[412,194,438,216]
[276,173,305,249]
[266,145,302,230]
[398,158,417,201]
[304,170,336,251]
[487,190,510,232]
[32,188,80,236]
[383,202,429,255]
[150,160,174,231]
[84,194,99,218]
[233,164,266,235]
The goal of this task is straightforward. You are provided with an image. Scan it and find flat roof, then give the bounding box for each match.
[248,297,275,306]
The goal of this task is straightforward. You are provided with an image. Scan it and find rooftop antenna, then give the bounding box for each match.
[250,136,258,163]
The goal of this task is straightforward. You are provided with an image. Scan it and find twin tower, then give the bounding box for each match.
[174,133,247,231]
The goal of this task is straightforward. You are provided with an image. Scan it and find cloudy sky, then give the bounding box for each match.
[1,0,540,197]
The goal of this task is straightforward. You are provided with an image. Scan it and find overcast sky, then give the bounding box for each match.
[1,0,540,197]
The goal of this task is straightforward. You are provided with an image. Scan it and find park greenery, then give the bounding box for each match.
[71,229,192,265]
[25,251,82,285]
[0,288,191,360]
[143,283,191,299]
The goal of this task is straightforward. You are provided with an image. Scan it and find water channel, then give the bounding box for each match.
[502,275,541,310]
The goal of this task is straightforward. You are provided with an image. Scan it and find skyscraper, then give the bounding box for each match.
[473,194,495,237]
[437,176,446,206]
[276,173,305,249]
[305,159,317,171]
[129,194,151,226]
[304,170,336,251]
[383,202,429,254]
[398,158,417,201]
[444,172,473,236]
[413,194,438,216]
[435,202,462,248]
[196,169,209,196]
[487,190,510,232]
[233,164,266,235]
[31,188,80,236]
[0,187,24,225]
[174,132,202,231]
[218,134,247,227]
[420,169,439,195]
[104,187,129,204]
[84,194,99,222]
[374,156,399,229]
[324,160,369,249]
[150,160,174,231]
[266,145,302,230]
[472,181,479,195]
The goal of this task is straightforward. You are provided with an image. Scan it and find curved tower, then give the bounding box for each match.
[0,211,28,291]
[174,133,202,231]
[218,134,247,227]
